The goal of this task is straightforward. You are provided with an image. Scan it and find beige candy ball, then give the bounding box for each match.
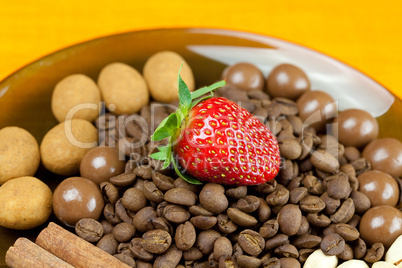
[0,176,52,230]
[143,51,195,103]
[0,126,40,185]
[98,62,149,115]
[40,119,98,176]
[52,74,101,122]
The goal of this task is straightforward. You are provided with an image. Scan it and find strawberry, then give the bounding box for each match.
[151,66,280,185]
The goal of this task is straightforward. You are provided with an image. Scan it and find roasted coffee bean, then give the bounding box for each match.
[266,119,282,136]
[279,257,301,268]
[226,186,248,199]
[260,219,279,238]
[302,175,324,195]
[364,242,384,263]
[265,234,289,250]
[113,222,136,242]
[298,135,313,160]
[133,206,157,233]
[346,214,360,228]
[333,223,359,241]
[279,138,302,160]
[299,195,325,213]
[150,217,172,233]
[289,187,308,204]
[306,213,331,228]
[183,247,203,261]
[213,237,233,261]
[143,180,164,203]
[287,115,303,136]
[238,229,265,256]
[174,221,196,251]
[97,234,119,255]
[122,188,147,212]
[199,183,228,214]
[153,245,182,268]
[351,158,371,175]
[292,234,322,249]
[100,219,114,235]
[155,201,169,217]
[150,172,174,191]
[278,159,297,183]
[263,257,281,268]
[298,248,315,263]
[253,179,277,194]
[323,224,337,237]
[75,218,104,243]
[164,187,198,206]
[353,238,367,259]
[320,233,345,256]
[174,178,202,194]
[189,205,214,216]
[337,243,353,261]
[349,190,371,214]
[296,216,310,236]
[196,229,221,255]
[330,198,355,223]
[191,215,217,230]
[104,203,122,225]
[274,244,299,258]
[324,172,351,200]
[130,237,154,262]
[236,195,260,213]
[310,150,339,174]
[277,204,302,236]
[110,173,136,187]
[274,98,298,116]
[266,184,289,206]
[113,253,136,267]
[287,176,303,191]
[164,204,190,224]
[115,199,132,223]
[141,229,172,254]
[236,255,261,268]
[320,192,340,215]
[136,260,153,268]
[134,165,153,179]
[117,242,132,255]
[217,214,238,234]
[100,182,120,205]
[227,207,258,227]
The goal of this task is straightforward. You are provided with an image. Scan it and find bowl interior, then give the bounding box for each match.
[0,28,401,266]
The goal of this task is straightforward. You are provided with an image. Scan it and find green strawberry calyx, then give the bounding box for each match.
[150,65,226,184]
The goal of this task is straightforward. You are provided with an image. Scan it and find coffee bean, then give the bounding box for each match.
[103,203,122,225]
[236,195,260,213]
[347,214,360,228]
[324,172,351,200]
[226,186,247,199]
[320,233,345,256]
[97,234,119,255]
[287,176,303,191]
[136,260,153,268]
[164,204,190,224]
[307,213,331,228]
[174,178,202,194]
[265,234,289,250]
[238,229,265,256]
[333,223,359,241]
[110,173,137,187]
[134,165,153,179]
[141,229,172,254]
[277,204,302,236]
[311,150,339,174]
[320,192,340,215]
[278,159,297,183]
[113,222,136,242]
[183,247,203,261]
[191,215,217,230]
[199,183,228,214]
[213,237,233,261]
[151,172,175,191]
[151,217,172,234]
[353,238,367,259]
[196,229,221,255]
[153,245,182,268]
[189,205,214,216]
[279,138,302,160]
[296,216,310,236]
[298,248,315,263]
[302,175,324,195]
[133,206,156,233]
[257,198,271,222]
[227,207,258,227]
[364,242,384,263]
[164,187,198,206]
[274,244,299,258]
[289,187,308,204]
[299,195,325,213]
[349,190,371,214]
[337,243,353,261]
[236,255,261,268]
[351,158,371,175]
[129,238,154,262]
[266,184,289,206]
[100,182,120,205]
[143,180,164,203]
[253,179,277,194]
[115,199,132,223]
[113,253,136,267]
[122,188,147,212]
[330,198,355,223]
[279,257,301,268]
[217,214,238,234]
[100,219,114,235]
[260,219,279,238]
[75,218,104,243]
[292,234,322,249]
[263,257,281,268]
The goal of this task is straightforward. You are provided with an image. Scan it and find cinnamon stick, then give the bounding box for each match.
[36,222,130,268]
[5,237,73,268]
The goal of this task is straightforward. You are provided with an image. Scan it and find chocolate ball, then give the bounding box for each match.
[80,146,125,185]
[357,170,399,207]
[332,109,378,148]
[53,177,104,227]
[266,63,310,99]
[296,90,337,132]
[363,138,402,178]
[359,206,402,248]
[222,62,264,91]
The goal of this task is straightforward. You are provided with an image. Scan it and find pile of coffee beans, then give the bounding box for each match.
[69,59,402,268]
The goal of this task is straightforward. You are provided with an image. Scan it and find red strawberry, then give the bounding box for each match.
[151,67,280,185]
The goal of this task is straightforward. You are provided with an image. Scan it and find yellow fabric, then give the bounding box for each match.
[1,0,401,98]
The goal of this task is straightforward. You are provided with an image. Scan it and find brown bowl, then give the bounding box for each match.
[0,28,401,266]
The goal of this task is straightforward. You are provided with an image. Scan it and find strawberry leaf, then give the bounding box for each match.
[178,72,191,111]
[149,151,167,161]
[171,155,202,185]
[151,113,178,141]
[190,80,226,100]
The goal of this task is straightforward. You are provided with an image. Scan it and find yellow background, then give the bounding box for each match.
[1,0,401,98]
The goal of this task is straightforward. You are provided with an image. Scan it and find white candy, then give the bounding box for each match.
[337,259,369,268]
[372,261,399,268]
[385,235,402,268]
[304,249,338,268]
